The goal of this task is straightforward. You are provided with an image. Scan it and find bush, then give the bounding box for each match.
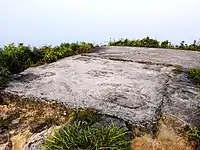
[188,68,200,84]
[161,40,170,48]
[140,37,160,48]
[43,42,94,63]
[43,46,73,63]
[42,121,130,150]
[109,37,160,48]
[109,37,200,51]
[68,42,94,54]
[2,43,34,74]
[0,66,10,89]
[188,125,200,149]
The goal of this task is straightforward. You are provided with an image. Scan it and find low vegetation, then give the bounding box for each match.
[0,95,70,132]
[188,128,200,149]
[0,66,10,89]
[42,121,130,150]
[188,68,200,84]
[109,37,200,51]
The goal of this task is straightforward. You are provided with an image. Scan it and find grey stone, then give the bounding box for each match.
[4,46,200,130]
[94,115,128,131]
[11,118,20,125]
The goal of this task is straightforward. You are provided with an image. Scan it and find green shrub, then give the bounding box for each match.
[109,37,200,51]
[109,37,160,48]
[43,46,59,63]
[160,40,170,48]
[2,43,34,74]
[43,46,74,63]
[188,68,200,84]
[140,37,160,48]
[43,42,94,63]
[32,46,46,64]
[42,122,130,150]
[73,42,94,54]
[0,66,10,89]
[188,128,200,149]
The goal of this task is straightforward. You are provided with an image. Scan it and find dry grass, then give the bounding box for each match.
[0,94,72,150]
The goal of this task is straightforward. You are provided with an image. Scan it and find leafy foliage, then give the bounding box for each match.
[188,68,200,84]
[109,37,159,48]
[188,128,200,149]
[43,46,73,63]
[2,43,35,74]
[109,37,200,51]
[42,121,130,150]
[0,66,10,89]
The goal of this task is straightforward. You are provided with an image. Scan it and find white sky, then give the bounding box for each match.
[0,0,199,46]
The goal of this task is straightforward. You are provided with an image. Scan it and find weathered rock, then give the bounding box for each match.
[0,130,12,150]
[23,130,46,150]
[131,115,192,150]
[23,127,53,150]
[4,46,200,131]
[0,131,10,145]
[94,115,128,131]
[0,141,12,150]
[163,73,200,128]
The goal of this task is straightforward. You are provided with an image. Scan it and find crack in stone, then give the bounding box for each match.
[151,74,172,138]
[82,54,183,69]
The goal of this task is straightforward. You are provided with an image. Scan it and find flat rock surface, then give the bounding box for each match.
[4,46,200,129]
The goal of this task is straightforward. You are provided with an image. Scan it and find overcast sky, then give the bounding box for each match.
[0,0,199,46]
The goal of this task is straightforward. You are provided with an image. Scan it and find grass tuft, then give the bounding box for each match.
[42,121,130,150]
[188,128,200,149]
[187,68,200,84]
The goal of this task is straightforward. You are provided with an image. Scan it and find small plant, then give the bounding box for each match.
[188,128,200,149]
[188,68,200,84]
[2,43,34,74]
[42,121,130,150]
[160,40,170,48]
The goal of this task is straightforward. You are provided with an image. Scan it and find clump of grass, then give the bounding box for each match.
[187,68,200,84]
[42,121,130,150]
[188,128,200,149]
